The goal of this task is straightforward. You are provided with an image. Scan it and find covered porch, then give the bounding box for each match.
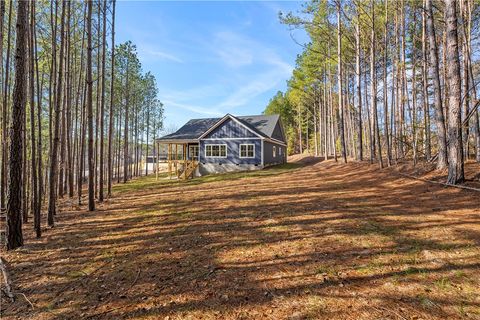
[154,140,199,180]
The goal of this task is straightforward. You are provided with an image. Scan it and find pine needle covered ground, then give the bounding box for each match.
[2,157,479,320]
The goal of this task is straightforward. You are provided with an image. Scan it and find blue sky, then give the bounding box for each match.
[116,1,306,131]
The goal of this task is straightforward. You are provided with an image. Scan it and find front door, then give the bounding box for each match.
[189,145,199,160]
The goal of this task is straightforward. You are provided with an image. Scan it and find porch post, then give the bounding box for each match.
[168,143,172,179]
[184,144,187,180]
[156,141,159,180]
[175,144,178,176]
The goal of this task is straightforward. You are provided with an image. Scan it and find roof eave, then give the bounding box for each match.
[264,137,287,146]
[155,138,199,144]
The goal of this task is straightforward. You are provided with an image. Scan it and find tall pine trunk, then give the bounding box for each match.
[47,0,66,226]
[355,6,362,161]
[29,0,40,238]
[99,0,107,202]
[425,0,448,169]
[6,0,27,250]
[444,0,464,184]
[124,60,130,183]
[421,0,431,161]
[87,0,95,211]
[383,0,391,166]
[337,3,347,163]
[371,0,383,168]
[107,0,116,196]
[1,0,13,211]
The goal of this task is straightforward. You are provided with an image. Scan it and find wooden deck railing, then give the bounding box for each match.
[177,160,199,180]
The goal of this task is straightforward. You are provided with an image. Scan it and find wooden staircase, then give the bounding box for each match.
[177,160,199,180]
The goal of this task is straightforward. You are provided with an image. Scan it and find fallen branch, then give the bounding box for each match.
[394,171,480,192]
[0,257,15,302]
[15,292,34,309]
[125,268,141,293]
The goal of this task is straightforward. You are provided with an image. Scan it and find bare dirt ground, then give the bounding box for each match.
[1,157,479,320]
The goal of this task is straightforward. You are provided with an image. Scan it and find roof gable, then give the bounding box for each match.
[203,117,259,139]
[198,114,263,139]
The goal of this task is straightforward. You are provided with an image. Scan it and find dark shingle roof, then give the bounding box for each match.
[237,114,280,138]
[158,118,220,141]
[157,114,282,142]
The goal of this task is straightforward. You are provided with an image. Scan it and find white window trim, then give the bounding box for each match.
[273,146,276,158]
[239,144,255,159]
[205,144,228,158]
[189,145,199,159]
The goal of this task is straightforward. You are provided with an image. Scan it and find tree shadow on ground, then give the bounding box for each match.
[2,160,479,320]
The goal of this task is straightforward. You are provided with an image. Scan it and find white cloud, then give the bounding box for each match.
[162,100,224,117]
[214,31,254,68]
[136,43,184,63]
[207,30,294,111]
[144,49,184,63]
[218,69,286,109]
[158,30,295,120]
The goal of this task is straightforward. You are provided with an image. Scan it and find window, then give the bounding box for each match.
[205,144,227,158]
[189,145,199,159]
[146,156,156,164]
[273,146,276,157]
[279,147,282,156]
[240,144,255,158]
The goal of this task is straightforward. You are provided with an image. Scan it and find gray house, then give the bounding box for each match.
[155,114,287,178]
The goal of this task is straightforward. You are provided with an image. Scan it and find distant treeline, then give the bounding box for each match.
[264,0,479,182]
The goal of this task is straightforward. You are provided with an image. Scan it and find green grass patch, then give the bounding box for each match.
[402,266,429,276]
[315,265,338,277]
[185,162,303,185]
[112,173,170,193]
[434,277,452,290]
[113,162,303,194]
[418,294,436,308]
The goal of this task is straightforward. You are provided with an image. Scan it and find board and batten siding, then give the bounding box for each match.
[271,121,286,142]
[263,141,286,166]
[199,118,262,166]
[206,118,258,139]
[199,139,262,165]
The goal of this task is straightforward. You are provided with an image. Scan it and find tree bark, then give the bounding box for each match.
[99,0,107,201]
[337,3,347,163]
[87,0,95,211]
[355,6,362,161]
[425,0,448,169]
[29,0,40,238]
[411,9,418,166]
[444,0,464,184]
[47,0,66,226]
[383,0,391,166]
[124,59,130,183]
[34,0,43,231]
[1,0,13,211]
[371,0,383,168]
[6,0,28,250]
[0,0,4,209]
[108,0,116,196]
[421,0,431,161]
